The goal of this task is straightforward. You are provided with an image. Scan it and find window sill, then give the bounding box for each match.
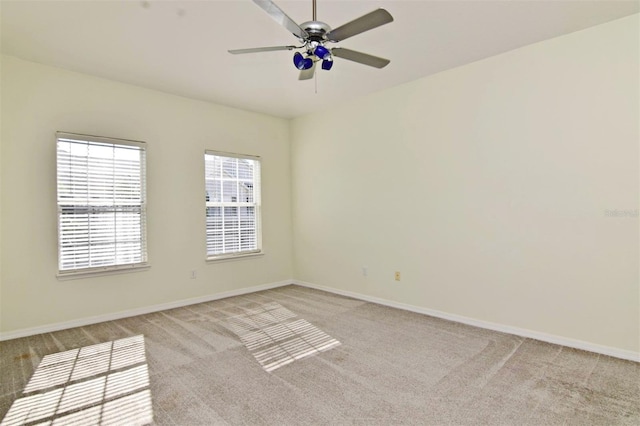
[206,251,264,263]
[57,264,150,281]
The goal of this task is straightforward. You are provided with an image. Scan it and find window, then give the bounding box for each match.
[56,132,147,276]
[205,151,261,260]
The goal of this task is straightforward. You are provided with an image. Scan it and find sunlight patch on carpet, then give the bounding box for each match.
[224,302,340,372]
[1,335,153,426]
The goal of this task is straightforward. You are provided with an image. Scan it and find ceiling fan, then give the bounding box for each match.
[228,0,394,80]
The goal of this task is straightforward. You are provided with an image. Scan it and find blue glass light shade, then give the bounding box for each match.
[314,45,331,60]
[322,59,333,70]
[293,52,314,70]
[302,58,314,69]
[293,52,305,69]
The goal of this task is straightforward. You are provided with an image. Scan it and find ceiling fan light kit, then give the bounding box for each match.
[229,0,393,80]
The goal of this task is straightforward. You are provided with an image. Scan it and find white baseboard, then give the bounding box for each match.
[293,280,640,363]
[0,280,293,341]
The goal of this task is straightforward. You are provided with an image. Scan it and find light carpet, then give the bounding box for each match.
[1,285,638,425]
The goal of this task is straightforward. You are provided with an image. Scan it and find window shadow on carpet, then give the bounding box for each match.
[224,302,341,372]
[1,335,153,426]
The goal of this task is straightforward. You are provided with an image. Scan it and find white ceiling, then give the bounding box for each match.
[2,0,638,119]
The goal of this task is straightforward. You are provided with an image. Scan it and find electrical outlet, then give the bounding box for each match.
[190,270,197,279]
[395,271,401,281]
[362,266,368,277]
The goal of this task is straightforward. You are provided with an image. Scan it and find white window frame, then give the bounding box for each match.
[205,150,262,261]
[56,132,149,278]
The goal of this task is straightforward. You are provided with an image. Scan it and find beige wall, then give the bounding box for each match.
[291,15,639,353]
[0,55,293,333]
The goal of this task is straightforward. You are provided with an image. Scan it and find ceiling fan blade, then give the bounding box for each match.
[331,48,390,68]
[326,9,393,42]
[299,62,316,80]
[252,0,309,40]
[228,46,297,54]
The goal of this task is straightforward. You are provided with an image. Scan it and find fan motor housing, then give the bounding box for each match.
[300,21,331,41]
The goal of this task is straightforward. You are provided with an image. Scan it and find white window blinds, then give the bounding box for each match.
[56,133,147,274]
[205,151,262,259]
